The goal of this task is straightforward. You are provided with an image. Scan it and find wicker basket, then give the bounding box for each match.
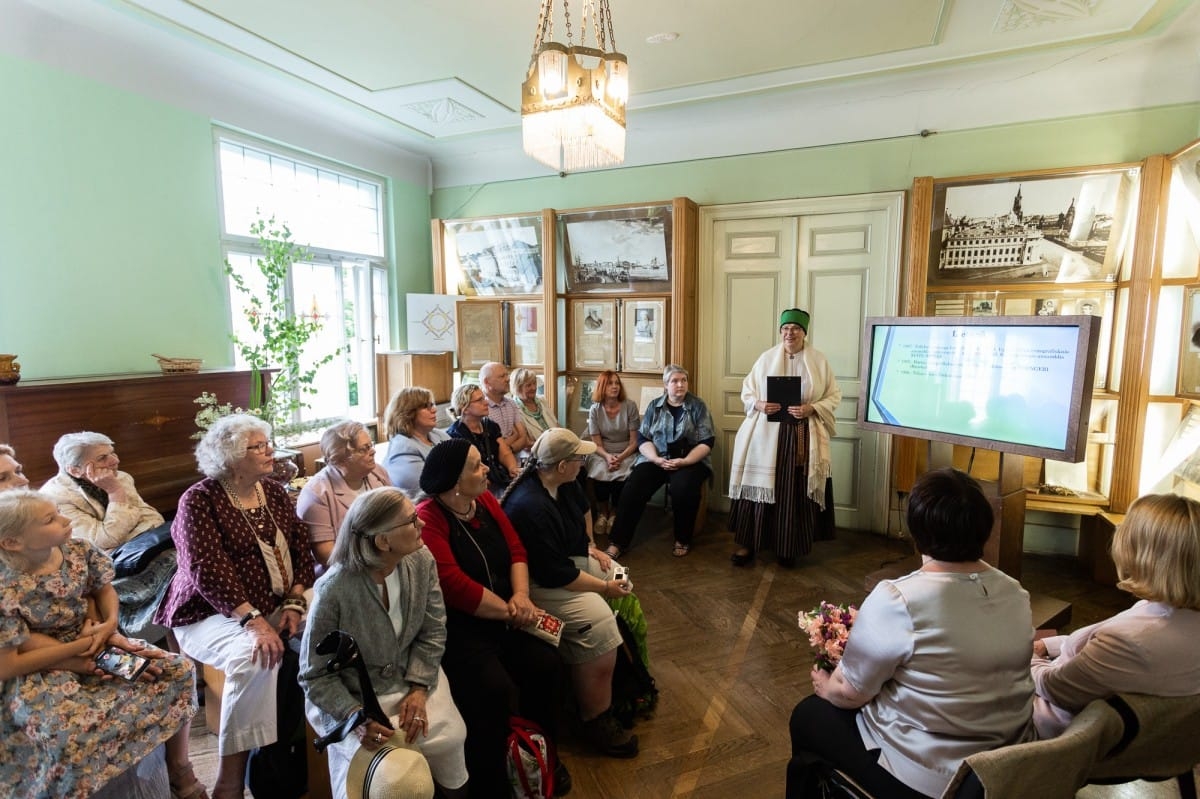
[152,353,202,374]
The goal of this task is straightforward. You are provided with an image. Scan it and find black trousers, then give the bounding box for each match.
[608,461,710,548]
[787,695,930,799]
[441,623,564,799]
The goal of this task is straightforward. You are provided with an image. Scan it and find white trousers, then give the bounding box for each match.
[174,613,284,757]
[326,668,469,799]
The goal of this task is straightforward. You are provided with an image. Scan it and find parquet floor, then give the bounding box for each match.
[188,508,1191,798]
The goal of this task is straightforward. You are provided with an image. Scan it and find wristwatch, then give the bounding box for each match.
[239,608,263,627]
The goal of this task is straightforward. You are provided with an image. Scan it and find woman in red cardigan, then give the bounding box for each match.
[415,438,570,798]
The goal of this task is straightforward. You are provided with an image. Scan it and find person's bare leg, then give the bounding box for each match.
[573,649,616,720]
[211,751,249,799]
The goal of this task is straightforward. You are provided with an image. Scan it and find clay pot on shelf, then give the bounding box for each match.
[0,355,21,386]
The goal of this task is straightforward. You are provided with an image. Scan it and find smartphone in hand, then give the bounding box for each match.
[95,645,151,681]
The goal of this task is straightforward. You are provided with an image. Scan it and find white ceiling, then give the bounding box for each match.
[4,0,1200,189]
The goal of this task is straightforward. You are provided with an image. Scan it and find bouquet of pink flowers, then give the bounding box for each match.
[798,601,858,672]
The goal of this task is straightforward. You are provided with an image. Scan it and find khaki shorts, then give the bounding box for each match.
[530,555,623,664]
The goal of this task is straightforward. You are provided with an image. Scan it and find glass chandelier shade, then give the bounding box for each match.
[521,0,628,173]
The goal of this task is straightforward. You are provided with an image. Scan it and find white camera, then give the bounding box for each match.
[611,565,628,582]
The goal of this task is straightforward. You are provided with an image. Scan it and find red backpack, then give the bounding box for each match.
[505,716,554,799]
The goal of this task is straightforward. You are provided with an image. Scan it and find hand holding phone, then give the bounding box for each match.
[95,645,151,681]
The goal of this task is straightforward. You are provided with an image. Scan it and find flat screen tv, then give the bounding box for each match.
[858,315,1101,462]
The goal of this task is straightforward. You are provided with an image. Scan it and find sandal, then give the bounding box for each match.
[604,545,622,559]
[672,542,690,558]
[169,764,210,799]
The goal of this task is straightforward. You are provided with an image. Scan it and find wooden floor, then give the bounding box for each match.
[188,508,1192,798]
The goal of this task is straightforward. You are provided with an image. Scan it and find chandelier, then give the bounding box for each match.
[521,0,628,173]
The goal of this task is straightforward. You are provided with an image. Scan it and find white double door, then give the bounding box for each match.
[697,193,904,533]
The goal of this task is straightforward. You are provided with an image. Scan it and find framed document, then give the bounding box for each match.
[456,301,503,370]
[441,214,544,297]
[509,301,544,368]
[561,204,672,294]
[767,376,803,422]
[622,298,667,373]
[570,299,617,371]
[1179,285,1200,398]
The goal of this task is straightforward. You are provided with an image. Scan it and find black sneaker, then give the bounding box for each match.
[581,709,639,758]
[553,760,572,796]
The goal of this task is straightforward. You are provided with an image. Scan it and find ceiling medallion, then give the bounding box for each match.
[996,0,1099,32]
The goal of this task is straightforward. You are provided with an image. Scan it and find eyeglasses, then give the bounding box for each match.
[469,395,488,405]
[569,455,588,463]
[351,441,376,455]
[90,450,119,464]
[422,402,437,410]
[246,441,273,455]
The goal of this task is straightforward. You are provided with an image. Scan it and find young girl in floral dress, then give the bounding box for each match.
[0,489,205,799]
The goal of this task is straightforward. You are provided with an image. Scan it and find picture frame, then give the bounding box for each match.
[509,301,544,368]
[622,298,668,373]
[456,301,503,370]
[441,214,543,297]
[569,299,617,371]
[1178,285,1200,398]
[927,166,1140,285]
[561,204,672,294]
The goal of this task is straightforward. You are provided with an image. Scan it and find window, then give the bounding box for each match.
[216,132,390,429]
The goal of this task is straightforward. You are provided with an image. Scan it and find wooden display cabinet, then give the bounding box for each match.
[374,351,453,434]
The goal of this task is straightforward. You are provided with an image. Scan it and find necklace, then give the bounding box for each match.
[439,496,476,521]
[221,478,292,595]
[221,479,278,536]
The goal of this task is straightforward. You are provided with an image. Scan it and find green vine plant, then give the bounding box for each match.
[220,214,340,439]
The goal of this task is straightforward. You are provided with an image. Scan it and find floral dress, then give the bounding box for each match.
[0,539,196,799]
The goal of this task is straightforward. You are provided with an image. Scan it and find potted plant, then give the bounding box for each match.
[195,215,339,458]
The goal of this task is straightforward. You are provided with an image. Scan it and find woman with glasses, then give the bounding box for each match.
[447,382,518,496]
[300,487,469,799]
[502,429,638,758]
[298,420,391,574]
[383,386,449,502]
[39,432,177,640]
[155,413,315,799]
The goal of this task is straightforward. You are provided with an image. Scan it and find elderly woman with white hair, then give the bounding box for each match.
[300,487,468,799]
[297,420,391,574]
[41,432,177,638]
[154,413,315,799]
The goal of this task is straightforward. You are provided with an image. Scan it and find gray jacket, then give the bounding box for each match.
[299,546,446,736]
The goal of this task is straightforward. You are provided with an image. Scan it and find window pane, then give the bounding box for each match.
[290,261,347,422]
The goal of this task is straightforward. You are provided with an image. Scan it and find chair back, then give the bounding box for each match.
[940,699,1124,799]
[1090,692,1200,785]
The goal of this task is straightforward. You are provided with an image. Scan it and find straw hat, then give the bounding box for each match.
[345,737,435,799]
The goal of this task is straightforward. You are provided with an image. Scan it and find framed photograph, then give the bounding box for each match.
[561,204,672,294]
[927,166,1140,285]
[456,301,503,370]
[1178,286,1200,397]
[509,301,544,368]
[570,299,617,371]
[970,298,998,317]
[622,298,668,372]
[442,214,543,296]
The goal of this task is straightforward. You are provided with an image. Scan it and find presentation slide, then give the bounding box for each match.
[866,324,1081,450]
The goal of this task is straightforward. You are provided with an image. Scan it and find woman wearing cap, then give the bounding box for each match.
[728,309,841,568]
[605,364,715,559]
[300,487,469,799]
[501,429,639,759]
[416,438,570,797]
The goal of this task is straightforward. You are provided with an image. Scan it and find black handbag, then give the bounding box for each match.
[110,521,175,578]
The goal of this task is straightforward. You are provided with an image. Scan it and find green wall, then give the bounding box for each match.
[431,104,1200,219]
[0,53,432,379]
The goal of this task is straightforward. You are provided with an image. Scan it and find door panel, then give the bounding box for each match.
[699,194,904,533]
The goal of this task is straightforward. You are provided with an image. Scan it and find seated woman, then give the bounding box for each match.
[416,439,569,797]
[383,386,449,501]
[788,468,1034,799]
[501,428,638,758]
[300,487,469,799]
[298,420,390,574]
[584,370,639,536]
[606,364,715,559]
[0,489,205,799]
[0,444,30,491]
[1031,492,1200,739]
[154,413,315,799]
[40,431,176,639]
[446,382,518,496]
[511,367,559,445]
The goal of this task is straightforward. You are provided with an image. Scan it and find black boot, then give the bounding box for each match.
[581,709,639,758]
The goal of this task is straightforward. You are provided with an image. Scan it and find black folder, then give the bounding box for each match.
[766,375,803,423]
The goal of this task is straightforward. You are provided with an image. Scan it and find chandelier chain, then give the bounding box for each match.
[532,0,552,52]
[601,0,616,51]
[563,0,573,46]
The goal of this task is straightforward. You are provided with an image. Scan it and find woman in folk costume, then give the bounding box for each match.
[728,309,841,568]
